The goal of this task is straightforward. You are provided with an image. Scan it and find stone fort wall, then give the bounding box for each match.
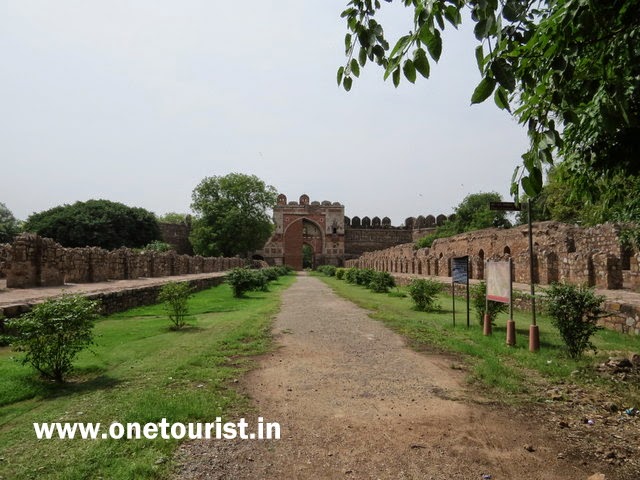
[346,221,640,292]
[2,233,244,288]
[342,213,448,257]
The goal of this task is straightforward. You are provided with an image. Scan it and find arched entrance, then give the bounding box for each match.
[283,218,324,270]
[302,243,314,269]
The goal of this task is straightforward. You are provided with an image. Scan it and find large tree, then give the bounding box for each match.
[337,0,640,198]
[189,173,277,257]
[23,199,161,249]
[0,202,20,243]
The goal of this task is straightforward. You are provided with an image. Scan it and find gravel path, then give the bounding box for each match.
[174,274,596,479]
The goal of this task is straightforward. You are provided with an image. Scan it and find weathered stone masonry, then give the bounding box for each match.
[347,222,637,290]
[3,233,244,289]
[345,221,640,334]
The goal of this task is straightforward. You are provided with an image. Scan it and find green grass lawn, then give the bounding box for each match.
[316,274,640,405]
[0,275,295,479]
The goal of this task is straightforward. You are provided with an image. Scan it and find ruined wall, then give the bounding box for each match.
[344,228,413,256]
[346,222,632,292]
[5,234,244,288]
[159,222,193,255]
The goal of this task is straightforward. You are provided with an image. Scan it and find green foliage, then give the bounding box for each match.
[368,271,396,293]
[470,281,508,326]
[190,173,277,257]
[0,202,19,243]
[338,1,640,199]
[317,265,337,277]
[407,278,443,312]
[157,282,193,330]
[344,267,359,284]
[23,199,160,249]
[143,240,173,252]
[335,268,346,280]
[226,267,279,298]
[8,295,100,382]
[302,244,314,269]
[545,283,606,359]
[157,212,190,224]
[416,192,511,247]
[355,268,375,286]
[0,278,294,479]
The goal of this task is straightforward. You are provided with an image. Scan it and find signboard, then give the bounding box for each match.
[451,256,470,328]
[486,261,511,304]
[489,202,521,211]
[452,256,469,284]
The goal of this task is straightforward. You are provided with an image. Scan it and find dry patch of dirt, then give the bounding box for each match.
[174,275,635,479]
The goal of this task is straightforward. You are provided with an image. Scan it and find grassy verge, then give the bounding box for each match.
[0,275,295,479]
[315,273,640,405]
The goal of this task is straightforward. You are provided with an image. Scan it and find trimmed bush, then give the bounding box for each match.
[344,267,359,284]
[158,282,193,329]
[368,271,396,293]
[227,268,258,297]
[317,265,337,277]
[355,268,375,286]
[470,281,508,325]
[407,278,443,312]
[545,283,606,359]
[335,268,346,280]
[8,294,100,382]
[227,267,280,297]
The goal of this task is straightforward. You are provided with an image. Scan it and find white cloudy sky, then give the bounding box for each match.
[1,1,529,225]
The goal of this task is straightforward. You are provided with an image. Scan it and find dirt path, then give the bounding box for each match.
[174,274,600,479]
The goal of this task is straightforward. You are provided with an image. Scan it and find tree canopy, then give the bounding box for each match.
[338,0,640,198]
[189,173,278,257]
[417,191,511,247]
[0,202,20,243]
[23,199,161,249]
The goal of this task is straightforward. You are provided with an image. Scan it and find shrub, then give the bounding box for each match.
[344,267,359,284]
[355,268,375,286]
[227,268,257,297]
[335,268,346,280]
[545,283,606,359]
[273,265,293,277]
[470,281,508,325]
[226,268,273,297]
[318,265,337,277]
[368,271,396,293]
[407,278,443,312]
[261,267,280,282]
[158,282,193,330]
[144,240,174,252]
[252,270,270,292]
[8,294,100,382]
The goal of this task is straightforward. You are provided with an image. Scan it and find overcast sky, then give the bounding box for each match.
[1,1,529,225]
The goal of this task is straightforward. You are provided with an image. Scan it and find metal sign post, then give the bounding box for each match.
[528,199,540,352]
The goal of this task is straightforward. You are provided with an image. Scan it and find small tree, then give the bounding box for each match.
[9,295,100,382]
[407,279,443,312]
[158,282,193,330]
[470,281,508,326]
[545,283,606,359]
